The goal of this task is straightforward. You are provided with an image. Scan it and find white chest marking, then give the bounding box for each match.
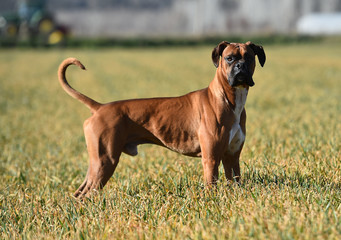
[228,88,248,154]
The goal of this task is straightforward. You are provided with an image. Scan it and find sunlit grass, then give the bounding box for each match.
[0,43,340,239]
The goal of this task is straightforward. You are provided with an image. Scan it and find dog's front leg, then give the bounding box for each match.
[199,133,222,185]
[201,156,221,185]
[222,151,241,183]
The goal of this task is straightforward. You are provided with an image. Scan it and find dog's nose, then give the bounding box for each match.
[235,60,247,72]
[235,61,245,70]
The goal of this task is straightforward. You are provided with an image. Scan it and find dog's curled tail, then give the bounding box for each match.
[58,58,101,112]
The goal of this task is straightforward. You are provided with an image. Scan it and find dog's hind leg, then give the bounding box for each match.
[74,171,89,198]
[74,154,119,198]
[74,120,121,198]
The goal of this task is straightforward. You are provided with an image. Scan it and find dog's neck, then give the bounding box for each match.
[230,87,248,116]
[209,69,249,112]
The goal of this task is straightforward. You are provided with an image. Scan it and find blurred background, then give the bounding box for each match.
[1,0,341,47]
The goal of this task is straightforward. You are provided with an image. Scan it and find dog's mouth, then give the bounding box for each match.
[231,73,255,87]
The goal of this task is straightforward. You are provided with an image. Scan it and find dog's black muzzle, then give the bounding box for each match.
[228,61,255,87]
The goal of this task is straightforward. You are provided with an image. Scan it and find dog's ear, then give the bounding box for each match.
[212,41,230,68]
[246,41,266,67]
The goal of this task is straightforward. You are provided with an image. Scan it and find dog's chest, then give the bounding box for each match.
[227,88,248,154]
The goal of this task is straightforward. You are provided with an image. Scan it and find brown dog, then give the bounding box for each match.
[58,41,265,198]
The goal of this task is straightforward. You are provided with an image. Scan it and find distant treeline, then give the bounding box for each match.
[1,34,336,48]
[49,0,174,10]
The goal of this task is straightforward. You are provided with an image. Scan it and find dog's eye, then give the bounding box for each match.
[225,56,234,63]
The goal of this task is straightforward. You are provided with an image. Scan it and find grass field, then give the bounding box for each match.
[0,42,340,239]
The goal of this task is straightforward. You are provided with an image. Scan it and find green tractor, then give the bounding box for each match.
[0,0,68,46]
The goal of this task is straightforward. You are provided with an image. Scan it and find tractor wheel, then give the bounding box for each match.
[0,22,19,46]
[48,28,66,46]
[38,18,54,34]
[6,23,18,37]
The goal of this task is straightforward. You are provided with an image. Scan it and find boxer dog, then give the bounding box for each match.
[57,41,265,198]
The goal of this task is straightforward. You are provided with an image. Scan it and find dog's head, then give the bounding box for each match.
[212,41,266,88]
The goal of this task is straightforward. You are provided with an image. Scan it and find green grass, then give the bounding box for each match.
[0,43,340,239]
